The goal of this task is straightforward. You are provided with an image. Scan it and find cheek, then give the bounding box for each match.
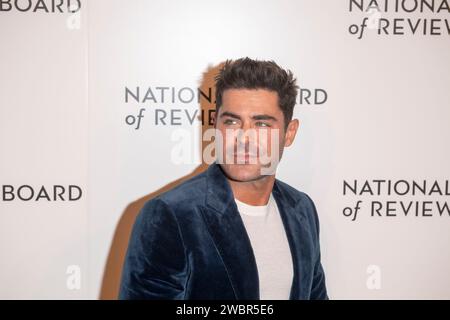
[223,129,233,145]
[257,129,284,151]
[218,128,236,152]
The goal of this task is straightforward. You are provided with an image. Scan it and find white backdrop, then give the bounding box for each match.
[1,0,449,299]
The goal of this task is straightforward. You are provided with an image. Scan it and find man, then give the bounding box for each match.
[119,57,328,300]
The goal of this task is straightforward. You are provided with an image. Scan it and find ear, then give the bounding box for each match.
[284,119,299,147]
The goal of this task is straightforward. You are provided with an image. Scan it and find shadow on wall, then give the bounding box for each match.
[99,61,225,299]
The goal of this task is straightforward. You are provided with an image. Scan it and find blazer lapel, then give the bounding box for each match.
[200,163,260,300]
[272,180,314,300]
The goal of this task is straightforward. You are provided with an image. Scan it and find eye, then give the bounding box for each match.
[224,119,238,125]
[255,121,271,127]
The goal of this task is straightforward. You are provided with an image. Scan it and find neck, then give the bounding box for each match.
[228,175,276,206]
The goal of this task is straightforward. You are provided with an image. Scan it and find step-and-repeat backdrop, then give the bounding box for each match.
[1,0,449,299]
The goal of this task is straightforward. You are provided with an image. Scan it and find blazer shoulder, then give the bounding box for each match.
[147,168,208,212]
[275,179,321,230]
[275,179,316,207]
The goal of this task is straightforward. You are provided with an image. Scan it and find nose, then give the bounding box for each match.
[236,121,251,147]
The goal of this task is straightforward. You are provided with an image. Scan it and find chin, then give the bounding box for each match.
[219,163,266,182]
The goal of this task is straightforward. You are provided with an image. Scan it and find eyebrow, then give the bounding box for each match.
[219,111,278,122]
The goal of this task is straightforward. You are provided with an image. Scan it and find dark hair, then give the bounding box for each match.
[214,57,299,128]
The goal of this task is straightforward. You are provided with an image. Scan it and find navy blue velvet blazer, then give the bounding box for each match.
[119,163,328,300]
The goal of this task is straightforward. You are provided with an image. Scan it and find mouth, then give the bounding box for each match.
[233,153,258,163]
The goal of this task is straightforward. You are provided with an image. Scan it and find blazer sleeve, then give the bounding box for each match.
[310,252,328,300]
[305,193,329,300]
[118,198,189,299]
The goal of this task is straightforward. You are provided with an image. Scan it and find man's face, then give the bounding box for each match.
[214,88,299,182]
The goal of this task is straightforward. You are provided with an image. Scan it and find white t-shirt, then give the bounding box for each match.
[234,193,294,300]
